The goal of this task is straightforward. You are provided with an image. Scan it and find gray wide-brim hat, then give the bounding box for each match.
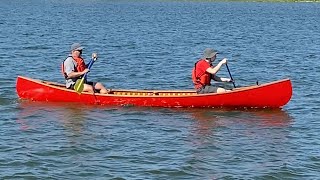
[70,43,84,51]
[203,48,218,59]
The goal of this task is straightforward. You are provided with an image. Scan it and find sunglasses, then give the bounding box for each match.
[75,49,82,54]
[206,56,216,60]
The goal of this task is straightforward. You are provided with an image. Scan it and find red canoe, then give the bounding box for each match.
[16,76,292,108]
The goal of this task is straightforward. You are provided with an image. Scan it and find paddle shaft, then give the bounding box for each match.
[83,58,95,81]
[226,64,236,88]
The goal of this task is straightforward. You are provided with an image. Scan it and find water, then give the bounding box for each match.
[1,1,320,179]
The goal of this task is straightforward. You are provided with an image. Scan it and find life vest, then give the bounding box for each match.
[61,56,86,79]
[192,59,212,89]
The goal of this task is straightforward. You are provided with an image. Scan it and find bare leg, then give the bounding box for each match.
[83,84,95,93]
[94,82,108,94]
[216,87,231,93]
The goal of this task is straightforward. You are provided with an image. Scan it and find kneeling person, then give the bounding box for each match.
[61,43,108,94]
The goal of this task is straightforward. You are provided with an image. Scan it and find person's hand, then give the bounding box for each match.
[92,53,98,60]
[220,58,228,65]
[82,68,90,75]
[221,78,232,82]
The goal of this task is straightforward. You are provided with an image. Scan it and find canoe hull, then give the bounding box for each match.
[16,76,292,108]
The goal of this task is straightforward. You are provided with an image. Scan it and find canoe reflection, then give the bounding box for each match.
[16,101,293,137]
[185,108,292,125]
[16,101,90,136]
[169,108,293,137]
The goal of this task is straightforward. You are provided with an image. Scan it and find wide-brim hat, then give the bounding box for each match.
[203,48,218,59]
[71,43,84,51]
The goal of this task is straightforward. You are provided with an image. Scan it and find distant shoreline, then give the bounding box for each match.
[172,0,320,2]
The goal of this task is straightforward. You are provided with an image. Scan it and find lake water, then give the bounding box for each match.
[1,1,320,179]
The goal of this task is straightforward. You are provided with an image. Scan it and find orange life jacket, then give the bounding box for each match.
[61,56,86,79]
[192,60,212,89]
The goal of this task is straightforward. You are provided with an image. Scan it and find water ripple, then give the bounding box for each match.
[1,1,320,179]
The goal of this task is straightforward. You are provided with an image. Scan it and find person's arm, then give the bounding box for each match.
[212,74,231,82]
[206,58,228,75]
[67,69,89,79]
[64,58,89,79]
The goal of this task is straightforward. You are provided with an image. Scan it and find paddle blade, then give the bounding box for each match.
[74,78,85,94]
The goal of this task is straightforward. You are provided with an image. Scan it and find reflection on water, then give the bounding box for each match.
[57,105,87,136]
[171,108,293,135]
[16,101,294,149]
[172,108,294,178]
[14,101,297,178]
[16,101,89,136]
[16,101,293,135]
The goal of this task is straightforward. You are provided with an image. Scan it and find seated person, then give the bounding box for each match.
[61,43,108,94]
[192,48,232,94]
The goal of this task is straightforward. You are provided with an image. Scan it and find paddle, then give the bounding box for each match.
[74,55,97,94]
[226,63,236,88]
